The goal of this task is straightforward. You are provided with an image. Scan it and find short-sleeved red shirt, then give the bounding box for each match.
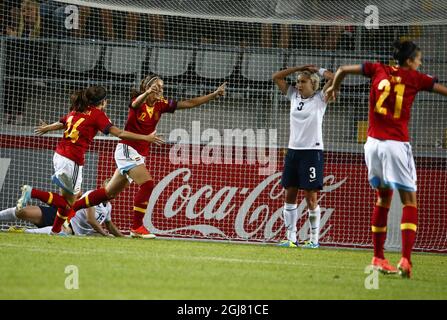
[121,97,177,156]
[56,107,112,165]
[362,62,437,142]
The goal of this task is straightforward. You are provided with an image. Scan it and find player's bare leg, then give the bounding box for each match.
[15,206,45,226]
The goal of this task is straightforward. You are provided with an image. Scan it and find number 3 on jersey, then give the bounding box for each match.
[64,116,85,143]
[375,79,406,119]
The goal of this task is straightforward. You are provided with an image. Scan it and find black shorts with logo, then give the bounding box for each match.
[35,206,57,228]
[281,149,324,190]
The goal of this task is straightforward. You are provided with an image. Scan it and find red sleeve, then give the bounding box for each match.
[362,61,379,78]
[59,114,68,125]
[94,110,113,134]
[129,97,137,109]
[159,98,177,114]
[418,72,438,92]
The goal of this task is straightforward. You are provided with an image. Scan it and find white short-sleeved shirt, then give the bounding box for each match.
[286,86,327,150]
[70,191,112,236]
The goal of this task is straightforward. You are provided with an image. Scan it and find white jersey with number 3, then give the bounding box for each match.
[286,86,327,150]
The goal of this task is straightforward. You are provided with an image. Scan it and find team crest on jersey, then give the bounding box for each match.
[145,105,155,118]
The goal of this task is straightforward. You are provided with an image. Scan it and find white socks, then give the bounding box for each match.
[308,205,321,244]
[25,226,52,234]
[0,207,18,222]
[283,203,298,243]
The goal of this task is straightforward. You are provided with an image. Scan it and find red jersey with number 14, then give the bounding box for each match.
[121,97,177,156]
[56,107,112,165]
[362,62,437,142]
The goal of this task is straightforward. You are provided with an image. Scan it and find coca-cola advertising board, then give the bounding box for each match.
[1,135,446,252]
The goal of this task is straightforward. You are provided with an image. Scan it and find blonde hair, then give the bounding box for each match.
[297,71,320,92]
[18,0,41,39]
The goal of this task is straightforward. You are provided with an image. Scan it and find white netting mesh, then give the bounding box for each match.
[0,0,446,252]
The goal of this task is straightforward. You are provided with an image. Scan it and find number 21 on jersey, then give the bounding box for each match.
[375,79,406,119]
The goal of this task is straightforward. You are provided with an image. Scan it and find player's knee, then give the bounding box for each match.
[306,198,318,210]
[376,188,393,207]
[15,209,25,219]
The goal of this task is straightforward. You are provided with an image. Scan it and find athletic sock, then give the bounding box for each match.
[132,180,154,230]
[308,205,321,244]
[401,205,418,263]
[0,207,17,222]
[371,205,389,259]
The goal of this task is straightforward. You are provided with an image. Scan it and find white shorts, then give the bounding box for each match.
[364,137,417,192]
[52,153,83,195]
[115,143,145,182]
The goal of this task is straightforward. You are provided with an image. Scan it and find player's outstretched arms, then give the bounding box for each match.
[432,83,447,96]
[109,126,164,145]
[325,64,363,102]
[34,120,64,136]
[272,65,316,95]
[177,82,226,110]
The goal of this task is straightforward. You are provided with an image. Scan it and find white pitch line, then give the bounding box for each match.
[0,243,360,271]
[3,242,446,275]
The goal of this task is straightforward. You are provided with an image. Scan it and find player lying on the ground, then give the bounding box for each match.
[1,191,123,237]
[272,64,334,249]
[325,40,447,278]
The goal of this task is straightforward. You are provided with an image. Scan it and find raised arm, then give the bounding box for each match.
[272,65,316,95]
[177,83,226,110]
[325,64,363,102]
[432,83,447,97]
[34,120,65,136]
[131,83,158,109]
[108,127,164,145]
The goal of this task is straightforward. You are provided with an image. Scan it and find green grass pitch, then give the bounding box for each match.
[0,233,446,299]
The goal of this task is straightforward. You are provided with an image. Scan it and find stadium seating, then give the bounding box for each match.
[149,47,193,77]
[104,46,147,75]
[241,52,284,81]
[59,44,102,73]
[195,50,238,79]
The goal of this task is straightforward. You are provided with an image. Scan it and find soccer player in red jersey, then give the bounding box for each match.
[17,86,164,234]
[326,41,447,278]
[70,76,226,238]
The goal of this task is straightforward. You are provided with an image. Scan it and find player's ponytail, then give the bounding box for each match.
[70,86,107,112]
[393,40,420,66]
[70,90,84,111]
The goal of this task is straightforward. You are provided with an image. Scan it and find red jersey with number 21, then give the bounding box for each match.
[56,107,112,165]
[362,62,437,142]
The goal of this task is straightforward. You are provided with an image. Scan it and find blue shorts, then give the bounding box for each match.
[281,149,324,190]
[35,206,57,228]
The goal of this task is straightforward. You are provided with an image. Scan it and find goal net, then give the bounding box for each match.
[0,0,446,252]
